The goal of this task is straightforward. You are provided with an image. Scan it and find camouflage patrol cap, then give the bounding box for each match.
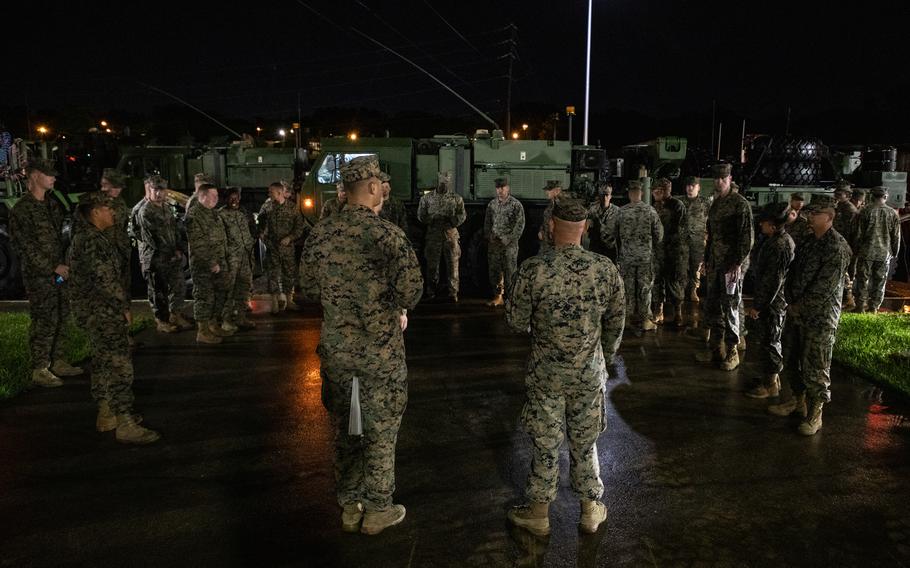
[494,176,509,187]
[869,186,888,198]
[340,156,382,184]
[757,202,789,225]
[627,180,643,192]
[712,163,732,178]
[806,194,836,213]
[654,177,672,190]
[379,171,391,183]
[542,180,562,191]
[25,158,58,176]
[102,168,127,188]
[78,191,114,208]
[438,171,452,185]
[552,194,588,222]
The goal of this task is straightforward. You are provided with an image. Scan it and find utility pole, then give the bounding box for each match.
[740,119,746,163]
[710,99,716,157]
[583,0,593,146]
[505,23,517,135]
[716,123,723,161]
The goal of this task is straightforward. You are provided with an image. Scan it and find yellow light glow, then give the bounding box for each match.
[289,128,294,133]
[278,129,287,137]
[511,132,519,139]
[349,132,358,141]
[100,120,108,127]
[37,126,48,134]
[303,197,314,209]
[256,126,263,132]
[105,128,112,133]
[522,123,529,130]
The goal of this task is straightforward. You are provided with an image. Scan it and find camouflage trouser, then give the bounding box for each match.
[756,308,785,376]
[144,259,186,321]
[653,244,688,309]
[222,251,253,322]
[619,262,654,323]
[685,235,705,295]
[854,259,889,311]
[24,278,67,369]
[265,242,297,294]
[191,265,227,323]
[424,229,460,295]
[521,383,606,502]
[86,308,134,415]
[705,267,745,350]
[321,363,408,512]
[781,319,835,402]
[488,241,518,297]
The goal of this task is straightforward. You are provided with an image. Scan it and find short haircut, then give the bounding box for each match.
[269,182,285,190]
[851,188,866,200]
[790,192,805,202]
[77,200,105,219]
[198,183,217,193]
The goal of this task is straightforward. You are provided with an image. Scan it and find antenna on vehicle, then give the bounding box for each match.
[138,82,243,139]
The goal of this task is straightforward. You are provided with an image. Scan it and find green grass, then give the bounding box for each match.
[0,312,153,400]
[834,313,910,397]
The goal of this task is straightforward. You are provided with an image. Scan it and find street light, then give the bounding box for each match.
[256,126,263,133]
[278,129,287,137]
[349,132,358,141]
[100,120,109,128]
[105,128,112,134]
[521,123,529,131]
[511,132,519,140]
[36,126,49,135]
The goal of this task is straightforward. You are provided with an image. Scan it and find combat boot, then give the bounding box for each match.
[843,290,856,311]
[196,322,222,344]
[96,400,117,432]
[341,502,364,533]
[115,414,160,445]
[156,318,178,333]
[641,319,657,332]
[270,293,280,314]
[221,321,239,335]
[361,504,406,535]
[169,313,194,331]
[653,304,664,324]
[689,288,700,303]
[579,500,607,534]
[208,321,232,337]
[51,359,83,377]
[695,344,726,363]
[720,346,740,370]
[507,502,550,536]
[31,368,63,388]
[798,399,825,436]
[286,292,301,311]
[277,292,288,312]
[737,335,747,352]
[745,374,781,399]
[487,294,504,307]
[768,392,807,417]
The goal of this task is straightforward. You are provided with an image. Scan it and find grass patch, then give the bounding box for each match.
[834,313,910,397]
[0,312,153,400]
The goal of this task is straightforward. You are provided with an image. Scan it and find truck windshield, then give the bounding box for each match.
[316,153,377,184]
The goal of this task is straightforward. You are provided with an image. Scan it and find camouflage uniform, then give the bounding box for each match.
[298,157,423,513]
[587,201,620,261]
[834,199,859,296]
[785,213,812,249]
[752,230,795,376]
[379,195,409,234]
[137,200,187,321]
[9,192,69,370]
[615,200,663,323]
[219,205,256,322]
[704,188,753,351]
[505,198,624,504]
[853,199,901,311]
[683,194,711,295]
[538,201,555,255]
[186,204,228,323]
[782,226,851,403]
[416,176,466,297]
[653,196,688,311]
[73,191,131,296]
[69,210,135,415]
[320,197,346,220]
[258,198,306,294]
[484,195,525,297]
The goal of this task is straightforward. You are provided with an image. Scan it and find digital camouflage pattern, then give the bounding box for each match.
[782,227,851,402]
[299,204,423,512]
[683,194,711,293]
[505,244,624,503]
[219,206,256,321]
[834,200,858,242]
[653,196,688,309]
[136,200,186,321]
[320,197,345,220]
[258,198,306,294]
[785,213,813,249]
[186,205,228,323]
[484,195,525,296]
[853,201,901,311]
[587,201,619,260]
[9,192,69,369]
[538,200,555,254]
[615,201,662,323]
[751,231,795,375]
[417,186,466,296]
[69,223,135,414]
[379,195,409,233]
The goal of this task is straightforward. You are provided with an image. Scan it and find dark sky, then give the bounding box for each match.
[6,0,910,145]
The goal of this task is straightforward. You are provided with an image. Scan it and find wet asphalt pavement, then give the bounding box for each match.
[1,300,909,568]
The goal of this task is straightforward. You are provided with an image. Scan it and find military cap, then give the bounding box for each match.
[494,176,509,187]
[711,163,732,178]
[627,180,643,192]
[146,175,168,190]
[654,177,672,189]
[806,194,836,213]
[552,194,588,222]
[340,156,382,184]
[438,171,452,185]
[684,176,699,186]
[78,191,114,208]
[869,186,888,198]
[25,158,58,176]
[194,173,216,184]
[757,202,790,225]
[542,180,562,191]
[101,168,127,188]
[379,171,391,183]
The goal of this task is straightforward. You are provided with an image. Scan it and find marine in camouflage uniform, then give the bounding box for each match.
[505,193,624,536]
[536,180,563,255]
[298,156,423,535]
[853,186,901,312]
[614,181,663,331]
[484,177,525,305]
[833,182,859,308]
[682,176,711,301]
[699,163,753,370]
[186,183,229,342]
[768,196,851,436]
[784,193,812,249]
[586,182,619,262]
[320,181,347,220]
[651,178,689,325]
[9,159,81,386]
[416,171,466,300]
[99,169,132,294]
[258,183,307,309]
[378,172,409,234]
[744,203,795,399]
[219,187,257,329]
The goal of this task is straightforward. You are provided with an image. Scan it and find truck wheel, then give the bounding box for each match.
[0,232,24,299]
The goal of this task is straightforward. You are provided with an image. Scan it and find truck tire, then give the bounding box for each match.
[0,232,24,299]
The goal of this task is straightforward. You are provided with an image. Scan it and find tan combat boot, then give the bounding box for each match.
[341,502,364,533]
[579,500,607,534]
[486,293,504,307]
[196,322,222,344]
[270,293,280,314]
[737,335,747,352]
[169,313,194,331]
[96,400,118,432]
[798,399,825,436]
[286,292,301,311]
[277,292,288,312]
[695,344,726,363]
[210,321,233,337]
[653,304,664,324]
[51,359,83,377]
[745,374,781,399]
[221,321,239,334]
[507,502,550,536]
[642,318,658,332]
[843,291,856,311]
[768,392,807,417]
[689,288,700,302]
[31,368,63,388]
[361,504,406,535]
[115,414,160,445]
[156,318,178,333]
[720,346,740,371]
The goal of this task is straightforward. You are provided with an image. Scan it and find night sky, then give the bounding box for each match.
[6,0,910,148]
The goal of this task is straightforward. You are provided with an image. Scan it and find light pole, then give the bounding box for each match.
[583,0,593,146]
